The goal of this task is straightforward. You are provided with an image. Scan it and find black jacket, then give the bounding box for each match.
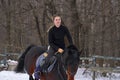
[48,25,73,51]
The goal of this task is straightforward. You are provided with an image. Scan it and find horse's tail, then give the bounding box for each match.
[15,45,35,73]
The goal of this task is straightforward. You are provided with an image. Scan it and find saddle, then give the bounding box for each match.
[34,53,61,79]
[36,53,57,73]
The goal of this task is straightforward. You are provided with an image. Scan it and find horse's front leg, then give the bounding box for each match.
[66,71,74,80]
[40,73,46,80]
[29,75,34,80]
[66,66,77,80]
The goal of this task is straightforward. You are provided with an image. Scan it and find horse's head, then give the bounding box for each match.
[62,45,81,80]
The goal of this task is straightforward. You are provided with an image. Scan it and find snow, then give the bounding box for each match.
[0,68,120,80]
[0,60,120,80]
[0,71,29,80]
[7,59,18,65]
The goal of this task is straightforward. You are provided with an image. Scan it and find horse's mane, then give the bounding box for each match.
[64,45,80,71]
[67,44,78,51]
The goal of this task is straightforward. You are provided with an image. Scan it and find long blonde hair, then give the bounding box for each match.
[47,15,65,32]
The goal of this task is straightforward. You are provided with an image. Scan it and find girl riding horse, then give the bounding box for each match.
[15,44,81,80]
[35,15,73,79]
[15,15,81,80]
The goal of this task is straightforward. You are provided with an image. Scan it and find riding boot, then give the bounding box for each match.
[34,65,41,80]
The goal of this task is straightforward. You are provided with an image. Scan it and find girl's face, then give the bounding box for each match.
[53,16,61,28]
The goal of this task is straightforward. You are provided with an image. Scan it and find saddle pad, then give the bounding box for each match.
[36,54,57,73]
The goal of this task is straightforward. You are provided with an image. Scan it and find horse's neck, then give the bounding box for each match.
[57,61,67,80]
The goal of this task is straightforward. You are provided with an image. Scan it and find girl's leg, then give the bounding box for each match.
[42,47,55,70]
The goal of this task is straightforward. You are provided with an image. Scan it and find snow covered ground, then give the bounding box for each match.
[0,59,120,80]
[0,68,120,80]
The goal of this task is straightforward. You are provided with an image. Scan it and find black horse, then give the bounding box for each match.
[15,44,81,80]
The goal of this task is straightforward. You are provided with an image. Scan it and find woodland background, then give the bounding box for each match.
[0,0,120,66]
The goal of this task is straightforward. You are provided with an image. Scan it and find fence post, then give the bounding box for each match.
[4,47,8,66]
[92,57,96,80]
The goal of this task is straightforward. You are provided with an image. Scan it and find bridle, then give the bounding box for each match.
[54,48,79,80]
[57,52,78,80]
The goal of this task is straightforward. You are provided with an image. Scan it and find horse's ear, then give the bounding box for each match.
[78,49,83,56]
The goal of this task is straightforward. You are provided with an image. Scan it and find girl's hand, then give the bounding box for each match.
[43,52,48,57]
[58,48,64,53]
